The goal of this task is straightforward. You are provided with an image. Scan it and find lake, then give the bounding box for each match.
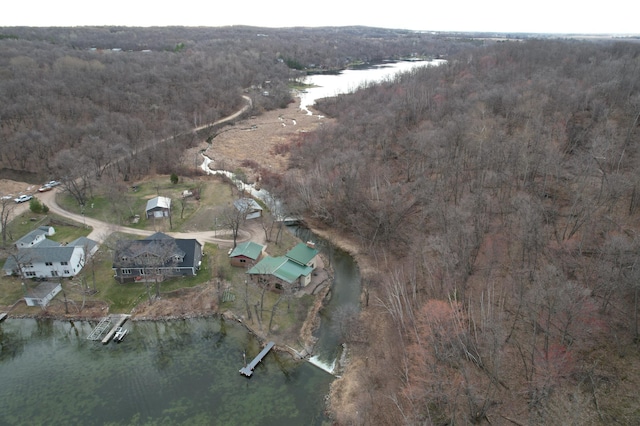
[0,318,334,425]
[299,59,446,114]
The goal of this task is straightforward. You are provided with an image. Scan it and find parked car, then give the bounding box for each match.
[38,185,52,192]
[14,194,33,203]
[46,180,61,187]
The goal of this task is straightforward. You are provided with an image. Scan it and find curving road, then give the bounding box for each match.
[5,94,257,247]
[35,187,255,247]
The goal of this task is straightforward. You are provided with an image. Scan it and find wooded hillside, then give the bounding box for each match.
[0,26,467,184]
[283,39,640,424]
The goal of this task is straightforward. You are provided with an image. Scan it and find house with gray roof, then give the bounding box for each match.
[2,227,98,279]
[112,232,203,283]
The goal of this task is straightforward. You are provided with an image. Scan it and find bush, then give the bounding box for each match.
[170,173,179,184]
[29,198,47,214]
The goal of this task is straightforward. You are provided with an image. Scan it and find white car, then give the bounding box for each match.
[46,180,61,187]
[14,194,33,203]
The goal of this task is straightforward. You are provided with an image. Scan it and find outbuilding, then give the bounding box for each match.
[229,241,265,267]
[145,196,171,219]
[24,281,62,307]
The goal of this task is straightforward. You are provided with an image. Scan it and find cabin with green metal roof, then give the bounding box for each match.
[229,241,265,267]
[246,241,319,291]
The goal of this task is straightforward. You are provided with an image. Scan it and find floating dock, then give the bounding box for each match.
[102,315,130,344]
[87,317,112,340]
[240,341,275,377]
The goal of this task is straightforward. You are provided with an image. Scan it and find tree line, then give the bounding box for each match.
[281,39,640,424]
[0,26,473,184]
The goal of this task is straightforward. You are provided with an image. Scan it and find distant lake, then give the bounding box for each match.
[299,59,445,114]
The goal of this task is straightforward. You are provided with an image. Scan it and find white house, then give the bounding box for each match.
[2,228,98,279]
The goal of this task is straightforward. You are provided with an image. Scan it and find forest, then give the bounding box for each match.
[280,39,640,424]
[0,26,468,183]
[2,25,640,424]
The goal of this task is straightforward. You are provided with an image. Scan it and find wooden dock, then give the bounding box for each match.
[240,341,275,377]
[102,315,130,344]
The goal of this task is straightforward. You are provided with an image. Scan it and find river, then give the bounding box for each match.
[0,59,440,425]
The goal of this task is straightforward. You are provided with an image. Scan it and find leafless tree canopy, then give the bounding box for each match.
[285,39,640,424]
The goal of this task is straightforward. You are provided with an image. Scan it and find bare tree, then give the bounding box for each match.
[221,203,247,248]
[0,196,16,246]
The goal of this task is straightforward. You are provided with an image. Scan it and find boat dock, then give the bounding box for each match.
[0,313,7,322]
[86,314,130,343]
[101,315,130,344]
[240,341,275,377]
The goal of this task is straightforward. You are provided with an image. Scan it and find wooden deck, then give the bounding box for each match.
[239,341,275,377]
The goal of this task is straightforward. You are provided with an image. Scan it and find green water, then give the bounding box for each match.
[0,318,333,426]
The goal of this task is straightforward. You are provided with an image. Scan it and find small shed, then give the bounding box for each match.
[146,196,171,219]
[24,281,62,307]
[229,241,265,267]
[234,198,263,220]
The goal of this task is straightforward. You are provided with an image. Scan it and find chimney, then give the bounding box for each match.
[306,241,316,249]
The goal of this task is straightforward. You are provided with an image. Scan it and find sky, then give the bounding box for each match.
[1,0,638,35]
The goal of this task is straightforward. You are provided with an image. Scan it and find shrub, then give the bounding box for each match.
[29,198,45,214]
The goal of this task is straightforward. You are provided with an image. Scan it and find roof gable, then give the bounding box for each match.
[286,242,319,265]
[248,256,313,284]
[113,234,201,269]
[229,241,264,260]
[145,196,171,211]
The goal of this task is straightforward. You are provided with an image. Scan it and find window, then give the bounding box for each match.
[61,261,68,266]
[45,262,53,266]
[240,259,246,263]
[51,271,59,277]
[26,271,36,277]
[122,269,132,275]
[63,270,70,274]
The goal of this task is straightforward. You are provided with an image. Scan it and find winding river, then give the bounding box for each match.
[0,60,441,425]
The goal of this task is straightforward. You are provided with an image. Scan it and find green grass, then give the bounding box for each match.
[54,175,237,233]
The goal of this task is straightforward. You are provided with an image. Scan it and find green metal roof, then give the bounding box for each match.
[229,241,264,260]
[286,243,319,265]
[248,256,288,275]
[248,255,313,284]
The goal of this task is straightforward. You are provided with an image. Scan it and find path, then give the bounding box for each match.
[37,187,255,247]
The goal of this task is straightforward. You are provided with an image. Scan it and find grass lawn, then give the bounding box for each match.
[55,175,237,233]
[1,175,315,343]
